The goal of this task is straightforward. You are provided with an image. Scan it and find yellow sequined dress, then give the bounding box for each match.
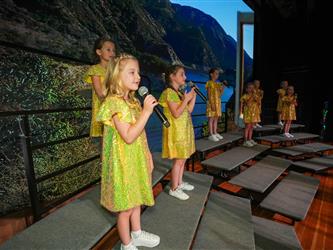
[206,80,223,117]
[84,64,106,137]
[240,93,261,123]
[276,88,286,112]
[255,89,264,114]
[159,88,195,159]
[281,95,297,121]
[96,96,154,212]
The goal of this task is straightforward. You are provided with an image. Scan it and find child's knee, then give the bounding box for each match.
[119,208,133,217]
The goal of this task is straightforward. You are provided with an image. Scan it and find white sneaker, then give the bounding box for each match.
[287,133,294,138]
[121,241,138,250]
[243,141,254,147]
[208,134,219,142]
[249,139,258,145]
[131,230,160,248]
[253,124,258,128]
[214,133,224,140]
[278,121,284,126]
[256,124,262,128]
[179,182,194,191]
[169,187,189,200]
[283,133,291,138]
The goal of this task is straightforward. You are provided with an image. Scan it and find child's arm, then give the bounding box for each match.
[168,89,195,118]
[91,76,106,101]
[113,95,157,144]
[187,90,197,113]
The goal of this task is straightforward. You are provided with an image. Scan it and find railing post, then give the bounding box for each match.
[224,102,228,132]
[19,115,42,222]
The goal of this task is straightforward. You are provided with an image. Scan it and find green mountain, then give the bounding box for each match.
[0,0,252,71]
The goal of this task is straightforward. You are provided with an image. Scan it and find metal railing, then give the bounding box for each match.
[185,80,230,134]
[1,108,99,222]
[0,40,232,222]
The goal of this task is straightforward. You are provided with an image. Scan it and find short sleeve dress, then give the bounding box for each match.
[159,88,195,159]
[281,95,297,121]
[240,93,261,123]
[96,95,154,212]
[206,80,223,117]
[276,88,286,112]
[84,64,106,137]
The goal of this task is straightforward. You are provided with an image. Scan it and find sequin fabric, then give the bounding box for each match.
[240,93,261,123]
[206,80,223,117]
[255,89,264,114]
[276,88,286,112]
[84,64,106,137]
[159,88,195,159]
[96,96,154,212]
[281,95,297,121]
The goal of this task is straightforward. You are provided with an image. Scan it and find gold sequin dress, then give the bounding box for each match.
[276,88,286,112]
[206,80,223,117]
[281,95,297,121]
[240,93,261,123]
[84,64,106,137]
[96,96,154,212]
[255,89,264,114]
[159,88,195,159]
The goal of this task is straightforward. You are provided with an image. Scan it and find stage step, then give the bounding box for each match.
[256,132,319,145]
[201,144,269,172]
[253,216,302,250]
[0,153,172,250]
[114,172,213,250]
[292,155,333,172]
[273,142,333,157]
[195,133,243,158]
[260,171,320,221]
[192,192,255,250]
[229,156,291,193]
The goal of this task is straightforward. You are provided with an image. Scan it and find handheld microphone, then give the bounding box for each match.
[188,81,207,102]
[138,86,170,128]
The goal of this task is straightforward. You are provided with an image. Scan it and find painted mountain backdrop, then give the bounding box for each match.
[0,0,252,72]
[0,0,252,216]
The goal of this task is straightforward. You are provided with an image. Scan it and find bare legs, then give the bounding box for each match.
[118,206,142,245]
[171,159,187,190]
[244,123,254,141]
[208,117,219,135]
[284,120,291,134]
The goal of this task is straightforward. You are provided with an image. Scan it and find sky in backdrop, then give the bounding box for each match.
[170,0,254,58]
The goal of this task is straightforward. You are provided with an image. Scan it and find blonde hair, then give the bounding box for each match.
[104,53,139,105]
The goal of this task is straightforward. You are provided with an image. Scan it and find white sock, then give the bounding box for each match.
[131,230,142,238]
[122,241,134,249]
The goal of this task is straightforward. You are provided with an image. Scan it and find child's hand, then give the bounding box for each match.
[143,95,158,115]
[183,88,195,102]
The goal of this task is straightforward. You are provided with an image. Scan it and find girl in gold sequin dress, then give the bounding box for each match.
[84,37,115,137]
[281,86,297,138]
[240,82,260,147]
[97,54,160,250]
[254,80,264,128]
[276,80,288,126]
[206,68,225,142]
[159,65,196,201]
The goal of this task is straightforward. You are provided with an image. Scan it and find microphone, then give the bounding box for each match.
[138,86,170,128]
[188,81,207,102]
[221,80,229,87]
